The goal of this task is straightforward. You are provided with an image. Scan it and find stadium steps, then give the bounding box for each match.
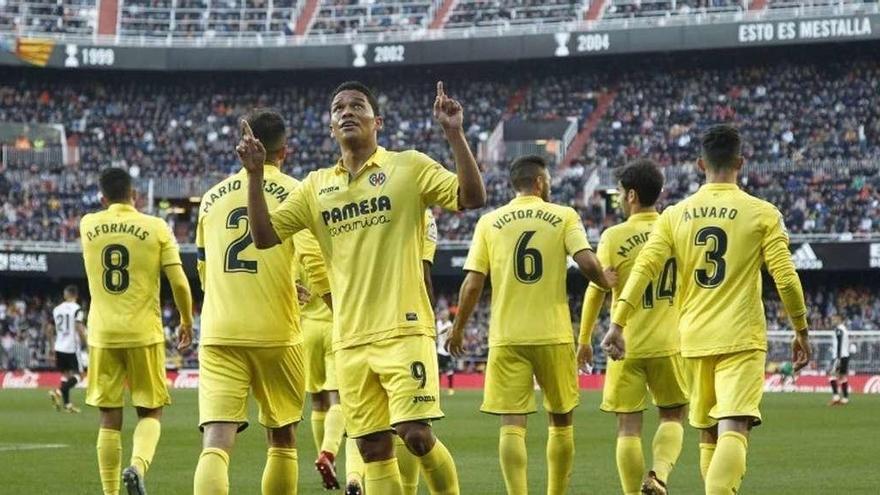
[585,0,607,21]
[295,0,321,36]
[561,89,617,167]
[431,0,459,29]
[97,0,119,36]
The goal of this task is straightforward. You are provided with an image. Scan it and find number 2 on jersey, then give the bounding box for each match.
[224,207,258,273]
[514,231,543,283]
[694,226,727,288]
[642,257,677,309]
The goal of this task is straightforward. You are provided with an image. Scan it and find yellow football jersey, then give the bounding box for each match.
[464,195,591,347]
[80,203,181,348]
[611,183,808,357]
[422,209,438,263]
[196,165,302,346]
[296,229,332,323]
[269,147,459,351]
[580,212,679,358]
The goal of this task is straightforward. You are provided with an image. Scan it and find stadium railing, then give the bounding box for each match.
[2,2,877,47]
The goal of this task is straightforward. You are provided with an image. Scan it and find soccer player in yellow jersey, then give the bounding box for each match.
[579,160,688,495]
[447,155,616,495]
[602,125,812,495]
[80,168,193,495]
[193,110,305,495]
[238,80,486,495]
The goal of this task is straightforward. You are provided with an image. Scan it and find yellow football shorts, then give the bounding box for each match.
[303,317,337,394]
[481,343,579,415]
[689,349,765,429]
[336,334,443,438]
[85,342,169,409]
[198,344,305,431]
[600,353,689,414]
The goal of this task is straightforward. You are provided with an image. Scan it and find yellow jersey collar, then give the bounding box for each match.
[627,211,659,222]
[334,146,388,177]
[107,203,136,213]
[700,183,739,191]
[509,195,544,205]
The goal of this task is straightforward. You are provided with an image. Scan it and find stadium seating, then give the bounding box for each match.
[310,0,435,35]
[0,0,96,35]
[602,0,743,19]
[445,0,584,29]
[2,51,880,242]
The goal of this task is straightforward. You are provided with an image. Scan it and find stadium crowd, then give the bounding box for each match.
[1,53,879,243]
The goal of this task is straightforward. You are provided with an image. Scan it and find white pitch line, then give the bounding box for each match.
[0,443,69,452]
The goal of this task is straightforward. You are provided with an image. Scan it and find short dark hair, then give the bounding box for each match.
[701,124,742,170]
[331,81,380,115]
[615,159,664,207]
[245,108,286,154]
[99,167,133,202]
[509,154,548,191]
[64,285,78,298]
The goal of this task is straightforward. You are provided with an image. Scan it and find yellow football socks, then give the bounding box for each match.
[705,431,747,495]
[97,428,122,495]
[345,437,365,486]
[310,410,327,453]
[261,447,298,495]
[395,435,421,495]
[130,417,161,477]
[193,447,230,495]
[651,421,684,484]
[546,426,574,495]
[322,405,345,456]
[419,438,459,495]
[364,458,404,495]
[616,435,644,495]
[499,425,528,495]
[699,442,716,480]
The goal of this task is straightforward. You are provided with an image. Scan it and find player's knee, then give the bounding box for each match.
[136,406,163,420]
[202,423,239,452]
[396,423,435,457]
[356,431,394,462]
[658,405,687,423]
[267,424,296,449]
[99,407,123,430]
[548,412,573,427]
[616,412,642,436]
[700,425,719,444]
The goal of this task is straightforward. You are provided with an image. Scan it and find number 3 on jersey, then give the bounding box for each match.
[694,226,727,288]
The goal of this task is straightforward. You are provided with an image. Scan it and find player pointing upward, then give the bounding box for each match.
[602,125,811,495]
[239,81,485,495]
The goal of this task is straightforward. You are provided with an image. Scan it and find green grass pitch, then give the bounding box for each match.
[1,389,878,493]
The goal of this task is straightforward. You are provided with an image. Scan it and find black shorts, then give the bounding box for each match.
[831,357,850,376]
[56,352,80,373]
[437,354,454,374]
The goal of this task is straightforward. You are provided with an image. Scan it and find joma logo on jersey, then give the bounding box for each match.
[321,195,392,225]
[412,395,436,404]
[319,185,340,195]
[369,172,386,187]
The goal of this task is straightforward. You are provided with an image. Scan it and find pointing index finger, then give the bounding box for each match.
[437,81,445,98]
[240,118,254,138]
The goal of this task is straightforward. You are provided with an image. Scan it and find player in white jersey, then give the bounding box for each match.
[829,315,852,405]
[435,311,455,395]
[48,285,87,413]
